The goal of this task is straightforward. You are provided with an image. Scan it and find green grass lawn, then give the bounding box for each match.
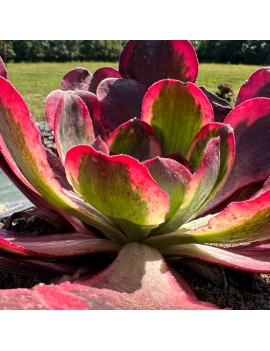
[5,61,264,122]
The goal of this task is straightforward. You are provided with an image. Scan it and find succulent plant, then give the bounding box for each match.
[0,41,270,309]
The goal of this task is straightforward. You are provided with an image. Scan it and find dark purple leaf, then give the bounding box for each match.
[97,78,147,131]
[89,67,121,94]
[202,97,270,214]
[119,40,198,88]
[200,86,232,122]
[61,67,92,91]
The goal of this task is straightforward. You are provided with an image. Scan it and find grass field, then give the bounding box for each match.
[5,61,264,122]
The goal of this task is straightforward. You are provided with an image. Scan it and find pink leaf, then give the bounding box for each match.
[65,145,170,240]
[0,78,126,241]
[54,93,95,162]
[161,243,270,273]
[0,57,7,79]
[186,122,235,198]
[0,229,120,258]
[203,97,270,213]
[45,90,64,132]
[189,188,270,244]
[107,118,161,161]
[0,243,218,309]
[61,67,92,91]
[236,68,270,105]
[143,157,192,221]
[89,67,121,94]
[156,137,221,234]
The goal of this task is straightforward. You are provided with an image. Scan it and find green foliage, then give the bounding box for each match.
[0,41,126,63]
[3,40,270,65]
[196,40,270,65]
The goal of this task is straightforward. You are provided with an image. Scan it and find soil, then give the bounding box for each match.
[0,215,270,310]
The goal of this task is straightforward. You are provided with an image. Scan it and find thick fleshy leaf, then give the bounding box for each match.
[54,93,95,162]
[61,67,92,91]
[0,243,218,309]
[165,152,194,173]
[0,78,127,243]
[202,97,270,213]
[0,78,69,205]
[89,67,121,94]
[119,40,198,88]
[161,243,270,273]
[45,90,64,132]
[0,57,7,79]
[236,68,270,105]
[107,118,161,161]
[0,256,80,278]
[145,190,270,248]
[91,136,109,154]
[143,157,192,221]
[155,137,220,234]
[142,80,214,155]
[45,90,106,139]
[45,148,73,190]
[0,151,93,236]
[0,229,120,258]
[189,188,270,243]
[65,145,170,240]
[97,78,147,131]
[73,90,106,139]
[186,122,235,197]
[200,86,232,122]
[226,240,270,259]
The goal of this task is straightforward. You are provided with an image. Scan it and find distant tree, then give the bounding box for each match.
[0,41,15,62]
[12,41,45,62]
[196,40,270,65]
[44,40,99,62]
[80,40,126,61]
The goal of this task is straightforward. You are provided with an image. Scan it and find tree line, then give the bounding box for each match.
[0,41,126,62]
[1,40,270,65]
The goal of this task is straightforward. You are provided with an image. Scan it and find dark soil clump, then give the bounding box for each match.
[177,260,270,309]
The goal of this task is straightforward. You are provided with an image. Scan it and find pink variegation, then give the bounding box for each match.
[0,40,270,310]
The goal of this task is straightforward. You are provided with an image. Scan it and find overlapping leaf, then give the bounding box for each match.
[155,137,221,234]
[143,157,192,221]
[0,57,7,79]
[0,77,126,243]
[119,40,198,87]
[54,92,95,162]
[65,145,170,241]
[61,67,92,91]
[236,68,270,105]
[202,97,270,214]
[142,79,214,155]
[97,78,147,131]
[107,118,161,161]
[89,67,121,93]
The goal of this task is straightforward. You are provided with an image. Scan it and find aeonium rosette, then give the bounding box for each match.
[0,41,270,310]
